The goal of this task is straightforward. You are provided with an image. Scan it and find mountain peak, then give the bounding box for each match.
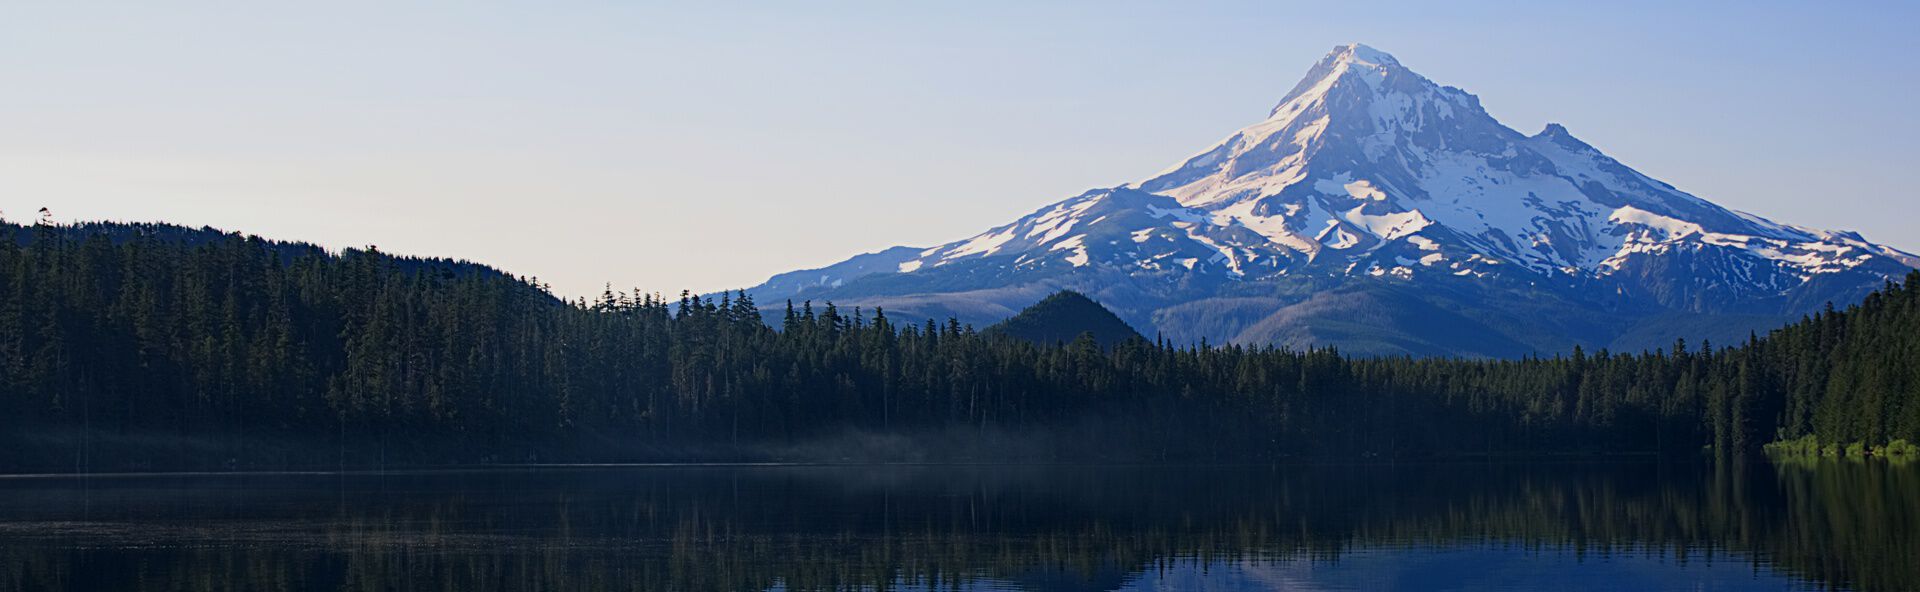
[1268,43,1408,116]
[748,44,1920,357]
[1327,43,1398,68]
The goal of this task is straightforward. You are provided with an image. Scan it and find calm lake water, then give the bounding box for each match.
[0,461,1914,591]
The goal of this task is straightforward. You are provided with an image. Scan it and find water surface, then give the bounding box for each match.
[0,461,1913,591]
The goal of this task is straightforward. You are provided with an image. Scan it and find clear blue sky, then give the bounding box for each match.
[4,1,1915,296]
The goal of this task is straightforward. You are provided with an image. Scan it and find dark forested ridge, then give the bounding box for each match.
[984,290,1142,348]
[1,221,1916,471]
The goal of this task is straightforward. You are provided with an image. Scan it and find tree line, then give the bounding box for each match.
[1,221,1915,469]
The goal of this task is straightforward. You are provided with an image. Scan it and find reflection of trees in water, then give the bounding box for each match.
[0,462,1915,591]
[1765,459,1920,592]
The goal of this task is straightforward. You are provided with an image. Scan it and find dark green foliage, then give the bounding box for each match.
[985,290,1142,348]
[1,222,1916,469]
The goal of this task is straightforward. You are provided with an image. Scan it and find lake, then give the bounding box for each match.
[0,461,1914,591]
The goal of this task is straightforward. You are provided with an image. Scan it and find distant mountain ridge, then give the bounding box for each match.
[743,44,1917,356]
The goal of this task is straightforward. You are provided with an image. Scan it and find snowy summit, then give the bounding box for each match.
[746,44,1919,357]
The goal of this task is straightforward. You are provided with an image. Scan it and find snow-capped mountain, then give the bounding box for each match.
[745,44,1917,356]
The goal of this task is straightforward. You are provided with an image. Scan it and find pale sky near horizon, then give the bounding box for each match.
[4,1,1916,297]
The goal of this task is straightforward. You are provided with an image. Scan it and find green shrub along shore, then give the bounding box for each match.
[1764,434,1920,459]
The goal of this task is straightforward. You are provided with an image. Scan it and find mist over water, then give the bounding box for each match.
[0,461,1912,591]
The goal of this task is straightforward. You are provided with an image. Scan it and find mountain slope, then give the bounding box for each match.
[986,291,1143,348]
[744,44,1917,356]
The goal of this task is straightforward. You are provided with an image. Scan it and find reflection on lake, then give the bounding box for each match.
[0,461,1914,591]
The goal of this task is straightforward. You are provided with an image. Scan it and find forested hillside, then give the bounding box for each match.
[984,290,1142,348]
[1,222,1915,470]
